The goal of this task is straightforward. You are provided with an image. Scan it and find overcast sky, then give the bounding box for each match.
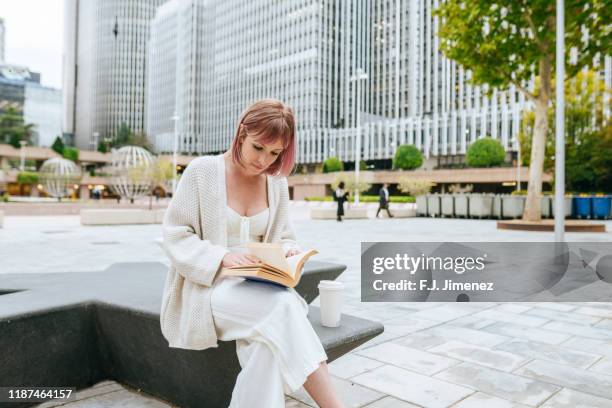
[0,0,64,89]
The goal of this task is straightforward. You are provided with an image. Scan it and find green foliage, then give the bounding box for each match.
[323,157,343,173]
[115,123,132,147]
[397,178,434,196]
[435,1,610,93]
[392,144,423,170]
[359,160,367,171]
[106,124,152,151]
[466,137,506,167]
[1,192,9,202]
[17,171,39,185]
[51,136,65,154]
[62,147,79,162]
[305,195,415,203]
[520,71,612,193]
[97,141,108,153]
[0,106,35,148]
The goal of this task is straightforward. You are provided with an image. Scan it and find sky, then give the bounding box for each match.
[0,0,64,89]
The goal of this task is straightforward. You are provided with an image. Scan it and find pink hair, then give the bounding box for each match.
[230,99,297,177]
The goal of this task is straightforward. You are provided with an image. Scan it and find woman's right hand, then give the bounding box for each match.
[222,252,261,268]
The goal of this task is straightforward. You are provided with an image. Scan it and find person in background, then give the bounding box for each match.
[376,183,393,218]
[334,182,349,222]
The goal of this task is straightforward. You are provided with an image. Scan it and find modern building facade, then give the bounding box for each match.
[0,64,60,147]
[146,0,533,164]
[63,0,168,150]
[0,18,5,63]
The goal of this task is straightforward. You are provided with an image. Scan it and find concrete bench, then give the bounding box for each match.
[80,208,166,225]
[0,261,383,408]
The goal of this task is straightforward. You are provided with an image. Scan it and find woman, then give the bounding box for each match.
[334,182,349,222]
[160,99,345,408]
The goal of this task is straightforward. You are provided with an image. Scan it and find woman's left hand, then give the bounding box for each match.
[285,249,301,257]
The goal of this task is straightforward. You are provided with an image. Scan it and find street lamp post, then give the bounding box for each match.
[19,140,27,171]
[171,112,180,196]
[554,0,565,242]
[349,68,368,205]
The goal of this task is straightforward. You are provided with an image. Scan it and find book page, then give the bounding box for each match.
[245,242,290,273]
[286,249,318,279]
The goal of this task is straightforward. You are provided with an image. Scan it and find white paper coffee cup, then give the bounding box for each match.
[318,280,344,327]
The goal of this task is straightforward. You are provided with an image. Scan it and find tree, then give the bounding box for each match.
[51,136,65,155]
[393,144,423,170]
[436,1,610,221]
[466,137,506,167]
[0,107,35,148]
[115,123,131,147]
[397,178,434,197]
[520,70,611,192]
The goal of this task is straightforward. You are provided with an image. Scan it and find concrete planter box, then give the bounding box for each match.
[377,203,417,218]
[501,195,525,219]
[492,195,503,219]
[80,209,166,225]
[416,195,428,216]
[310,206,368,220]
[454,194,469,218]
[468,194,494,218]
[541,196,552,218]
[426,194,441,217]
[551,196,573,218]
[441,194,455,217]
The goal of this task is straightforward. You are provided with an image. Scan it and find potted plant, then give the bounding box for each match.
[398,178,432,216]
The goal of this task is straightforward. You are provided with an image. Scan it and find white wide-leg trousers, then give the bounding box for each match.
[211,276,328,408]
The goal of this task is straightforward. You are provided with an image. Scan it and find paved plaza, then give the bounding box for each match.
[2,204,612,407]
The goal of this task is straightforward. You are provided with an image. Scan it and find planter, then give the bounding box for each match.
[492,195,502,219]
[454,194,469,218]
[468,194,494,218]
[0,210,3,228]
[441,194,455,217]
[551,196,573,219]
[426,194,441,217]
[416,195,428,217]
[80,209,165,225]
[573,196,592,219]
[592,196,611,220]
[501,195,525,219]
[541,196,552,218]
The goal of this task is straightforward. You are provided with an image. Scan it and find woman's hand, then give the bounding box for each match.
[285,249,301,257]
[221,252,261,268]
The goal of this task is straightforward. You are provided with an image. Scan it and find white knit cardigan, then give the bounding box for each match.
[160,154,301,350]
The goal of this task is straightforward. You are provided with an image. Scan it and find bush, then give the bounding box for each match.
[1,192,9,202]
[323,157,343,173]
[393,144,423,170]
[305,195,415,203]
[63,147,79,162]
[17,171,39,185]
[466,137,505,167]
[397,178,434,196]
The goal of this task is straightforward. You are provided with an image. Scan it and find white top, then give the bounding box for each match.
[226,206,270,250]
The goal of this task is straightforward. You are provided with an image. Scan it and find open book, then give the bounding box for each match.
[220,242,318,288]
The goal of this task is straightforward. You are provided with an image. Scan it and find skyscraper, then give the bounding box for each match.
[146,0,531,165]
[63,0,168,150]
[0,18,5,63]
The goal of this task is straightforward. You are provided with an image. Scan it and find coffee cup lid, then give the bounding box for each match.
[318,280,344,290]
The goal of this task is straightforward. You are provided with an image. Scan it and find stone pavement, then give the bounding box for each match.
[1,203,611,407]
